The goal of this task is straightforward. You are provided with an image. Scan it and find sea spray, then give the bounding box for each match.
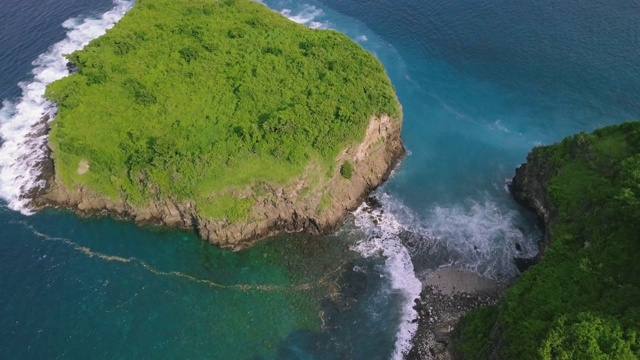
[352,199,422,360]
[360,192,540,278]
[280,5,327,29]
[0,0,133,213]
[350,190,539,357]
[272,4,424,357]
[424,197,539,276]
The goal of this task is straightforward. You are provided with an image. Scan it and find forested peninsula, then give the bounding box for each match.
[455,122,640,359]
[34,0,403,248]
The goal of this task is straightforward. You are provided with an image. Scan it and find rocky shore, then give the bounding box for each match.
[406,150,558,360]
[509,150,556,256]
[29,114,404,250]
[407,268,508,360]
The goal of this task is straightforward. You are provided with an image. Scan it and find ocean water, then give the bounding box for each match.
[1,0,639,359]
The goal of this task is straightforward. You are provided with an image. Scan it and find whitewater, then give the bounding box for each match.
[0,0,133,213]
[277,4,424,356]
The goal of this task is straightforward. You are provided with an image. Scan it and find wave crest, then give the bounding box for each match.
[0,0,133,213]
[352,198,422,360]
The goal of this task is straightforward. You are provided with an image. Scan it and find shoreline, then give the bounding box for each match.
[0,0,133,213]
[407,268,508,360]
[33,0,404,250]
[29,114,405,250]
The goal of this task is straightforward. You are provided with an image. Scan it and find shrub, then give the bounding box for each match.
[340,161,354,179]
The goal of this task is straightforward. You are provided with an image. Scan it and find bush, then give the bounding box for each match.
[340,161,354,179]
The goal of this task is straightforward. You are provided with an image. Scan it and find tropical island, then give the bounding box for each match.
[34,0,403,248]
[454,122,640,359]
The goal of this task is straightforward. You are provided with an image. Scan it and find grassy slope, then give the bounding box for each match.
[455,122,640,359]
[45,0,399,219]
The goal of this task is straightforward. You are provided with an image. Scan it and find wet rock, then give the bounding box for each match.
[66,61,77,73]
[406,269,509,360]
[364,195,383,210]
[433,328,450,345]
[510,151,556,255]
[514,256,537,273]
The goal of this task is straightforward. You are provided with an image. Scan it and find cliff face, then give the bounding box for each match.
[509,149,556,255]
[31,114,403,249]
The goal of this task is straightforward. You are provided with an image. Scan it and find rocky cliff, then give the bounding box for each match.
[509,148,556,256]
[31,113,403,249]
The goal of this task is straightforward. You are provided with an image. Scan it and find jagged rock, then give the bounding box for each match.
[407,269,508,360]
[364,195,383,210]
[510,150,557,257]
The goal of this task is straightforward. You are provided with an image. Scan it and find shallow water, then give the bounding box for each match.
[1,0,639,358]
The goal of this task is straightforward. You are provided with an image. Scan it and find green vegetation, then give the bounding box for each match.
[316,193,332,215]
[455,305,499,359]
[45,0,399,219]
[198,195,252,222]
[340,161,354,179]
[455,122,640,359]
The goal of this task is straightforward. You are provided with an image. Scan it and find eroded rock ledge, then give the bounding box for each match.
[30,114,404,249]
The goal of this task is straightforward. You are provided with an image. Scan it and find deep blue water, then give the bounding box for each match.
[1,0,638,358]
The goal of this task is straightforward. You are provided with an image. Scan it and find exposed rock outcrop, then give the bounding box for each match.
[31,113,404,249]
[509,149,556,256]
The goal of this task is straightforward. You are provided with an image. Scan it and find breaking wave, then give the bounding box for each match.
[0,0,133,213]
[352,200,422,360]
[359,192,540,279]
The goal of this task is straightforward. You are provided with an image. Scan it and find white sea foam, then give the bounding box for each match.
[280,5,327,29]
[349,190,539,357]
[424,198,539,276]
[431,93,468,120]
[271,5,423,356]
[352,200,422,360]
[0,0,133,213]
[491,119,510,133]
[364,192,539,278]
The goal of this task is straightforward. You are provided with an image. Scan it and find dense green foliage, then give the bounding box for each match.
[455,305,499,359]
[339,161,354,179]
[45,0,399,216]
[455,122,640,359]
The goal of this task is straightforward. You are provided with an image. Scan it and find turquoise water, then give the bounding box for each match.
[1,207,374,358]
[1,0,639,358]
